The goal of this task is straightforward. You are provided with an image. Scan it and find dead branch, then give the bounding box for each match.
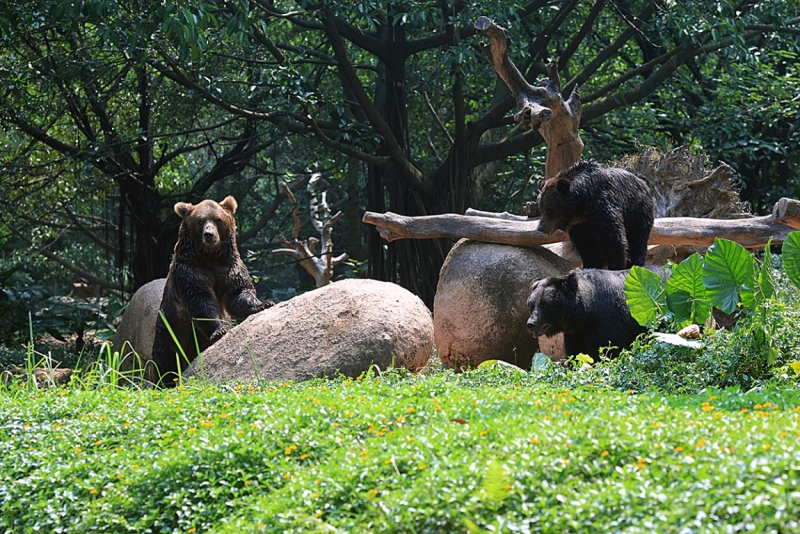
[772,197,800,230]
[362,209,795,249]
[273,174,349,287]
[475,16,583,180]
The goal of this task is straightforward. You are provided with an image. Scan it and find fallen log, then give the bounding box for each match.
[362,210,795,248]
[772,197,800,230]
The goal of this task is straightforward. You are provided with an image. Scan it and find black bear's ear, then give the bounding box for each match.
[562,271,579,293]
[220,196,238,214]
[555,178,570,195]
[174,202,193,219]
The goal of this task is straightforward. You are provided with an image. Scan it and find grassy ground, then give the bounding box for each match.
[2,365,799,533]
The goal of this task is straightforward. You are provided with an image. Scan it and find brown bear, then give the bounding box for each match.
[526,268,646,360]
[151,196,272,385]
[537,159,654,269]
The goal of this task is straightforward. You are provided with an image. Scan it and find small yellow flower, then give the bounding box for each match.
[187,428,197,434]
[418,464,427,470]
[283,473,291,479]
[406,407,415,414]
[300,453,309,460]
[89,488,98,495]
[74,448,82,454]
[702,405,714,412]
[480,430,488,436]
[369,488,379,495]
[315,510,323,517]
[188,528,196,533]
[763,443,772,450]
[600,450,609,457]
[674,446,684,452]
[503,484,512,490]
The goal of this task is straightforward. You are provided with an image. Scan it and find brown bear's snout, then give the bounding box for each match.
[203,222,219,243]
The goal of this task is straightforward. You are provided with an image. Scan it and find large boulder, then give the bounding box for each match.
[434,239,573,370]
[186,279,433,383]
[112,278,165,383]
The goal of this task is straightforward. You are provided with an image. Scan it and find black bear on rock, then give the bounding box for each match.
[526,268,647,360]
[537,159,654,269]
[152,196,272,385]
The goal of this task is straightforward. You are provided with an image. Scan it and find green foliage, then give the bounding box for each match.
[624,266,667,326]
[2,372,800,532]
[782,231,800,289]
[626,235,800,328]
[703,237,755,313]
[665,253,711,326]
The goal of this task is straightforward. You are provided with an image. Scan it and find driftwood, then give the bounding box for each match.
[362,207,796,249]
[475,16,583,181]
[273,174,349,287]
[772,197,800,230]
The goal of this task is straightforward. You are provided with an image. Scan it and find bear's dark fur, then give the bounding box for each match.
[537,159,654,269]
[526,268,645,360]
[151,196,272,385]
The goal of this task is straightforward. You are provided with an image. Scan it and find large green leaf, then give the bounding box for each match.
[783,231,800,289]
[755,237,775,306]
[703,238,755,314]
[666,253,712,325]
[625,266,667,326]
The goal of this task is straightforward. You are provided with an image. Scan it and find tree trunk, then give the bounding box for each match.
[120,176,176,290]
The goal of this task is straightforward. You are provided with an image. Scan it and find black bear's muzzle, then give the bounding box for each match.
[527,320,548,338]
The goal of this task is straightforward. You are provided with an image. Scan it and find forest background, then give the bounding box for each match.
[0,0,798,349]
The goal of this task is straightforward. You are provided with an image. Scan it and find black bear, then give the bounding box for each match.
[537,159,654,269]
[151,196,272,385]
[526,268,646,360]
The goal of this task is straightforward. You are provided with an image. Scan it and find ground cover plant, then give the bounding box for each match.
[2,365,800,533]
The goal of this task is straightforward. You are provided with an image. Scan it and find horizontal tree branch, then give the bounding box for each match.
[362,210,795,249]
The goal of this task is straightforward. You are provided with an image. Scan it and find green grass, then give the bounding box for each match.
[2,366,800,533]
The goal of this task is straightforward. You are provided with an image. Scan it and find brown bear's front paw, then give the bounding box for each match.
[263,299,276,309]
[210,328,228,344]
[525,201,540,218]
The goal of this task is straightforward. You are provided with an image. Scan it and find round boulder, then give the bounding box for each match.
[187,279,433,383]
[112,278,165,383]
[434,239,573,370]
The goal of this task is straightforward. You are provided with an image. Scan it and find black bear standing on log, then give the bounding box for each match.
[152,196,273,386]
[537,159,655,269]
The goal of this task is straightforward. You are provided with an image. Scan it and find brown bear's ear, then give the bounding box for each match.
[174,202,193,219]
[555,178,571,195]
[220,196,238,215]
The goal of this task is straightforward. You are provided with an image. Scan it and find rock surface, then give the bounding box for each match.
[433,239,574,370]
[112,278,165,383]
[186,279,433,383]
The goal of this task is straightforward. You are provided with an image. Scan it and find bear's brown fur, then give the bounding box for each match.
[151,196,272,386]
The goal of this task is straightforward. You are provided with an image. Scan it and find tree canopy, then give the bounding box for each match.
[1,0,798,306]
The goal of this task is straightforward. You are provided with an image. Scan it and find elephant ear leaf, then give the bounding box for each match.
[755,237,775,305]
[625,266,667,326]
[783,232,800,290]
[667,253,711,325]
[703,238,754,314]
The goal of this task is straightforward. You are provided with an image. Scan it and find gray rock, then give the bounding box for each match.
[112,278,165,383]
[186,279,433,383]
[433,239,573,370]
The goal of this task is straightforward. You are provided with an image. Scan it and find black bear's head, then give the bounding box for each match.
[526,271,579,337]
[174,196,238,256]
[536,177,572,234]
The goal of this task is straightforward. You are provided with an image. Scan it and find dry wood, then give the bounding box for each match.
[475,15,583,180]
[363,210,795,248]
[273,176,349,287]
[772,197,800,230]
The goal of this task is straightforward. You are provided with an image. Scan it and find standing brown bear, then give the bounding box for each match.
[151,196,272,386]
[537,159,654,269]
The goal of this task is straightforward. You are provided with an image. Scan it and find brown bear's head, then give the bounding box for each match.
[536,177,572,234]
[174,196,238,256]
[526,272,578,337]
